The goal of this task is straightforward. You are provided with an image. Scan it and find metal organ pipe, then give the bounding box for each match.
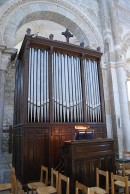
[73,57,77,122]
[51,53,83,122]
[83,59,102,123]
[28,48,102,123]
[28,48,48,122]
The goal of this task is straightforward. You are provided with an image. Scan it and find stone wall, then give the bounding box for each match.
[3,61,15,128]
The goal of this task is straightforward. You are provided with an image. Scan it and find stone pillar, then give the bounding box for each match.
[99,0,124,156]
[0,71,6,153]
[0,45,17,153]
[99,0,114,137]
[108,0,130,151]
[116,64,130,150]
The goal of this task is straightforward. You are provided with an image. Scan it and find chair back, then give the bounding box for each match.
[111,172,129,194]
[15,180,24,194]
[58,173,69,194]
[10,165,16,183]
[51,168,59,190]
[96,168,109,194]
[123,162,130,176]
[115,161,123,175]
[123,151,130,158]
[11,174,17,194]
[40,165,48,185]
[75,181,88,194]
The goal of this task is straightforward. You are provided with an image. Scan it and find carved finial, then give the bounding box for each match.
[97,47,101,51]
[62,29,73,43]
[80,42,84,47]
[49,34,54,40]
[26,28,31,35]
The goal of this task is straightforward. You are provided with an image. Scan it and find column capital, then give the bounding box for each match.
[0,45,17,71]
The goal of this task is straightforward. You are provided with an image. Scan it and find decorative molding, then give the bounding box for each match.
[102,61,126,70]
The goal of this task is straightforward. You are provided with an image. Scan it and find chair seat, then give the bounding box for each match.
[0,183,11,191]
[27,182,46,189]
[44,186,57,193]
[89,187,107,194]
[37,186,57,194]
[114,180,130,187]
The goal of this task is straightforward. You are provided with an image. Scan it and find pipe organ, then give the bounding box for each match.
[13,35,107,186]
[16,47,103,124]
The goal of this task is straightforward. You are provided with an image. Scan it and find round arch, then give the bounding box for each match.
[13,11,90,46]
[121,32,130,78]
[0,0,103,48]
[122,32,130,54]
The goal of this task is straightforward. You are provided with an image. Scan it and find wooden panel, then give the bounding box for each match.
[13,123,108,186]
[13,123,107,184]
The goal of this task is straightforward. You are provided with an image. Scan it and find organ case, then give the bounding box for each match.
[13,35,107,185]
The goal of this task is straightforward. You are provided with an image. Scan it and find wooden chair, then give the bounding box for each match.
[15,180,24,194]
[115,161,123,175]
[89,168,109,194]
[111,172,130,194]
[27,165,48,194]
[123,152,130,158]
[0,165,16,193]
[75,181,88,194]
[58,173,70,194]
[123,162,130,178]
[37,168,58,194]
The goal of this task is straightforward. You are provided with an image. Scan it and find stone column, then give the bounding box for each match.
[99,0,124,156]
[0,45,17,153]
[108,0,130,151]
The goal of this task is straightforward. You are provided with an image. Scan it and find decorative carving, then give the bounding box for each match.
[62,28,73,43]
[97,47,101,51]
[80,42,84,47]
[49,34,54,40]
[26,28,31,35]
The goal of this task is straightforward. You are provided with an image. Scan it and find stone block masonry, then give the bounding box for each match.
[0,153,12,183]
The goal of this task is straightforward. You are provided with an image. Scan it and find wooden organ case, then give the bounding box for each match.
[13,34,109,186]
